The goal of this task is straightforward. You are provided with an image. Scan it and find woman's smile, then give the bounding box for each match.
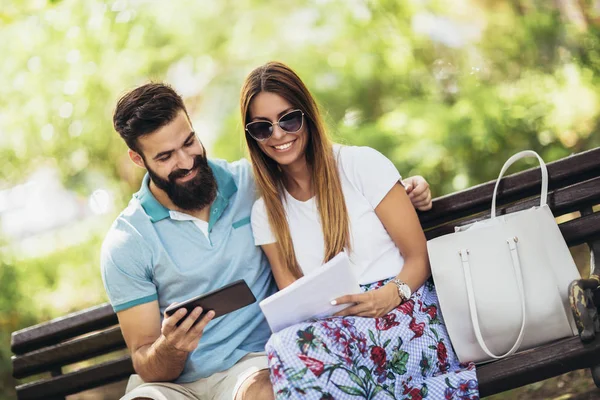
[271,139,297,152]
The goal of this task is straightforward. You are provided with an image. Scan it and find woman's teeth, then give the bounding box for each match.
[274,141,293,150]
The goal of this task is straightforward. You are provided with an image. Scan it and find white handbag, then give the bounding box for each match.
[427,150,580,364]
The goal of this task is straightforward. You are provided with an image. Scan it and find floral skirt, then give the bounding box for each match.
[266,279,479,400]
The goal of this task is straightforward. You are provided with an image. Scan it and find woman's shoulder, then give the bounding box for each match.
[334,143,391,170]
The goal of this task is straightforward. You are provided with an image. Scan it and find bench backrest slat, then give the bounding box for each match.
[478,335,600,397]
[420,147,600,228]
[425,176,600,242]
[11,304,116,355]
[559,212,600,247]
[425,205,600,246]
[12,326,126,379]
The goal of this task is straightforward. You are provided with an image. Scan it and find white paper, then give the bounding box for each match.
[259,252,362,332]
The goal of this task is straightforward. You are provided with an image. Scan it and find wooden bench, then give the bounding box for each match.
[11,147,600,399]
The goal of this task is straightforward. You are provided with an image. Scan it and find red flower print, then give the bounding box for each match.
[397,299,415,315]
[376,313,400,331]
[437,341,448,362]
[402,382,423,400]
[357,335,368,355]
[459,361,476,371]
[297,327,315,342]
[267,351,284,382]
[422,304,438,320]
[370,346,387,368]
[437,341,449,372]
[409,317,426,341]
[298,354,325,377]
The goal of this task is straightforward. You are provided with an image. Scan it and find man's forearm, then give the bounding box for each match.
[133,335,189,382]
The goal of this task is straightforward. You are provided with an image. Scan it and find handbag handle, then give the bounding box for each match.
[491,151,548,219]
[460,238,527,359]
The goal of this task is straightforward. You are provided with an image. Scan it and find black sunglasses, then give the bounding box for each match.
[245,109,304,141]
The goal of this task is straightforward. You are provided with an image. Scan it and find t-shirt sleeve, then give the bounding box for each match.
[251,198,277,246]
[100,225,158,313]
[340,145,402,209]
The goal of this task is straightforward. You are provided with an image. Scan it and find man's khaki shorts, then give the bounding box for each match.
[120,352,269,400]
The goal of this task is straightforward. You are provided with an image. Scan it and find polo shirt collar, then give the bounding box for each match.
[135,160,237,226]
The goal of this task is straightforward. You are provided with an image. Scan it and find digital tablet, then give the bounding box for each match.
[165,279,256,325]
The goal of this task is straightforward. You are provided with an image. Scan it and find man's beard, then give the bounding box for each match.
[146,153,217,212]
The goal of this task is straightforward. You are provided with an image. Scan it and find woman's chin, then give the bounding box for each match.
[271,153,302,166]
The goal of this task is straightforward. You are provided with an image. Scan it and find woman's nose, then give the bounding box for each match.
[270,124,287,141]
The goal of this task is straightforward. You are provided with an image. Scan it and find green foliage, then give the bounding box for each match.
[0,235,107,399]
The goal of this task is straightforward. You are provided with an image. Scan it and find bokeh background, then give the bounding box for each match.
[1,0,600,399]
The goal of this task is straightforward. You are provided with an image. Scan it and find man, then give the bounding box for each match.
[101,82,432,400]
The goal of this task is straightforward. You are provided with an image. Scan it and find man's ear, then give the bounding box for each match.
[128,149,146,169]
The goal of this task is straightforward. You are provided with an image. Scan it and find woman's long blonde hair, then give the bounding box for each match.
[240,62,350,279]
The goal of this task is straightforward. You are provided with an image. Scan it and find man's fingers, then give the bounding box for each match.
[414,193,431,206]
[411,191,429,204]
[166,308,188,328]
[411,184,428,197]
[163,302,178,319]
[181,311,215,349]
[415,193,432,210]
[189,310,215,338]
[177,306,203,333]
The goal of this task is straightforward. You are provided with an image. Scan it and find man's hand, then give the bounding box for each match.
[403,175,432,211]
[160,306,215,354]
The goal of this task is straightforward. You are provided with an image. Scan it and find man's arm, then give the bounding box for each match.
[117,300,214,382]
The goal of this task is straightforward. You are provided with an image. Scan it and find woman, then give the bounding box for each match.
[241,62,478,400]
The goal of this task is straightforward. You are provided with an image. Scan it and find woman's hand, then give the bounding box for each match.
[332,283,401,318]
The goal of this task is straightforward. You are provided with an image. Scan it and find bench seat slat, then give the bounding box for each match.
[15,336,599,399]
[15,355,134,400]
[11,303,117,355]
[478,335,600,397]
[12,326,126,379]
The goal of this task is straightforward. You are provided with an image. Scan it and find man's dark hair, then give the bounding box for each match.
[113,82,186,154]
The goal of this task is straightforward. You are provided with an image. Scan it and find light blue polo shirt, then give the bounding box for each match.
[100,158,277,382]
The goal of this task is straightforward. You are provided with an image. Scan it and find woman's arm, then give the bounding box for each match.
[261,242,298,290]
[377,182,431,293]
[334,182,430,318]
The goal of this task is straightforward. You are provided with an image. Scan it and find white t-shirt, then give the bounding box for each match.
[251,145,405,285]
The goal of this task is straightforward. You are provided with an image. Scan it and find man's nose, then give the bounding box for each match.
[176,150,195,171]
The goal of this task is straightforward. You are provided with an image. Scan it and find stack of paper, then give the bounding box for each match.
[259,252,362,332]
